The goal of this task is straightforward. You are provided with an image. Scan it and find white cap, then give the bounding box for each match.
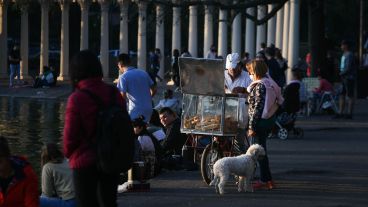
[226,53,240,69]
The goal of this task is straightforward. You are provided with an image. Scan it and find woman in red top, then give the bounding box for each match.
[63,50,126,207]
[0,136,39,207]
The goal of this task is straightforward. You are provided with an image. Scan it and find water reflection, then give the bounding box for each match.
[0,96,65,177]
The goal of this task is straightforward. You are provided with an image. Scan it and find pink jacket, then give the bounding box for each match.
[247,77,284,119]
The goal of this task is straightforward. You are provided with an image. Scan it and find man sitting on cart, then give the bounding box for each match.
[224,53,252,152]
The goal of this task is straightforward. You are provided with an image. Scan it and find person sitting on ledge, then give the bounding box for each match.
[34,66,56,88]
[40,143,76,207]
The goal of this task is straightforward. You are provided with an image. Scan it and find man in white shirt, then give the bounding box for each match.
[224,53,252,95]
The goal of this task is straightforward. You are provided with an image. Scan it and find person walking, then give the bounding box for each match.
[0,136,39,207]
[246,60,284,190]
[63,50,127,207]
[8,45,21,87]
[335,40,357,119]
[40,143,76,207]
[117,53,156,123]
[148,48,163,84]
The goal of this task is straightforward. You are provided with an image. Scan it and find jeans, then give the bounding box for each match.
[250,117,275,182]
[73,166,119,207]
[40,196,76,207]
[9,64,20,86]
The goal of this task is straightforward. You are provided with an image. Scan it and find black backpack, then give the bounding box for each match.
[80,86,135,174]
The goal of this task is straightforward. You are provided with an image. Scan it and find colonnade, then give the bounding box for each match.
[0,0,300,82]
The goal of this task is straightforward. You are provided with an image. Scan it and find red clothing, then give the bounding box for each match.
[314,78,334,94]
[0,156,39,207]
[306,53,312,77]
[63,77,126,169]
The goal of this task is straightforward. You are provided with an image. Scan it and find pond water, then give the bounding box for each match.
[0,96,66,177]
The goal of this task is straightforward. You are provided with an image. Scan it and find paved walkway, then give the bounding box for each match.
[119,99,368,207]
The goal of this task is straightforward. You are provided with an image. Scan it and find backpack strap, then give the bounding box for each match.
[79,86,117,109]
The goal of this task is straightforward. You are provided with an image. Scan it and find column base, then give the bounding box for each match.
[20,75,34,85]
[57,75,70,82]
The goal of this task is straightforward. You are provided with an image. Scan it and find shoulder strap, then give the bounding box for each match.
[79,86,117,109]
[79,89,105,109]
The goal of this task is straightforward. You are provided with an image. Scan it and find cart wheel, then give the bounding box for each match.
[278,128,288,140]
[200,144,221,185]
[294,128,304,138]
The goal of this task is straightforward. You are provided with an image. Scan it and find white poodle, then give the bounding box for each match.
[209,144,265,194]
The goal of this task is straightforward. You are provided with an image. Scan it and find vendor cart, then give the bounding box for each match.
[179,58,248,184]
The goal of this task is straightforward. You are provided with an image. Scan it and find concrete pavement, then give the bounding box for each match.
[119,99,368,207]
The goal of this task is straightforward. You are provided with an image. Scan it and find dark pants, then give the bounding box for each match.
[73,166,119,207]
[251,117,275,182]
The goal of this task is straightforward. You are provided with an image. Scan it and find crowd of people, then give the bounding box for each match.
[0,38,359,206]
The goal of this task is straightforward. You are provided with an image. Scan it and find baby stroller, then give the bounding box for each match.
[272,78,304,140]
[274,111,304,140]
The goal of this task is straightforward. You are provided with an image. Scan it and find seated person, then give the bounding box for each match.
[159,107,187,156]
[0,136,39,207]
[40,143,76,207]
[282,70,301,114]
[34,66,56,88]
[154,89,180,115]
[312,75,334,108]
[147,109,166,142]
[132,116,164,178]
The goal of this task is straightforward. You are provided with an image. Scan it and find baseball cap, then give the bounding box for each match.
[226,53,240,69]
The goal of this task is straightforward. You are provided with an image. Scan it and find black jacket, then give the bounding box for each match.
[161,118,187,155]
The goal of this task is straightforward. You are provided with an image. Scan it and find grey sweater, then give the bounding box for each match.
[41,159,75,200]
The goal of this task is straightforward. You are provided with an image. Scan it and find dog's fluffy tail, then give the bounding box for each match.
[209,176,219,186]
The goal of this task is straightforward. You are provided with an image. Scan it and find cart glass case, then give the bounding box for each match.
[179,58,247,136]
[181,94,247,135]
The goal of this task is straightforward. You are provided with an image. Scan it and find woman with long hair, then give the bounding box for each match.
[63,50,126,207]
[40,143,75,207]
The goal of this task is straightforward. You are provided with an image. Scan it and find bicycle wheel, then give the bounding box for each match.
[200,144,221,185]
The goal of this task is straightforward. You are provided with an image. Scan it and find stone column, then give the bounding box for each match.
[188,5,198,57]
[0,0,9,79]
[275,6,284,49]
[155,4,165,78]
[99,0,110,80]
[267,4,276,46]
[172,1,181,52]
[245,7,256,58]
[282,1,290,59]
[287,0,300,82]
[58,0,71,81]
[256,5,267,52]
[136,0,147,70]
[231,12,241,55]
[217,8,227,58]
[39,0,49,75]
[78,0,91,50]
[203,5,213,57]
[118,0,129,54]
[20,1,30,79]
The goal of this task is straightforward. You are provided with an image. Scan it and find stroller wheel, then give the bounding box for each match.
[294,128,304,138]
[278,128,288,140]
